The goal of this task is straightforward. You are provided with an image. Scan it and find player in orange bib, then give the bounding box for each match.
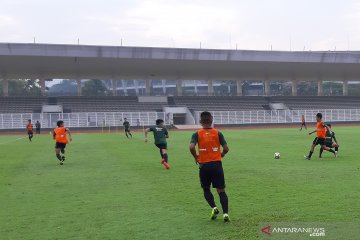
[304,113,336,160]
[26,119,34,142]
[53,120,72,165]
[189,111,230,222]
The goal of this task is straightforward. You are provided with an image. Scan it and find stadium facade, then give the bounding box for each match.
[1,43,359,97]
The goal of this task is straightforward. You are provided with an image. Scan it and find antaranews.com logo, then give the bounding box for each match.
[258,222,360,240]
[261,224,325,238]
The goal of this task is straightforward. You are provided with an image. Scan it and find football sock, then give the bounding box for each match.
[159,150,164,159]
[203,188,216,208]
[319,148,323,157]
[163,153,168,163]
[61,149,65,154]
[335,147,339,151]
[308,151,313,158]
[129,132,132,138]
[125,132,129,138]
[56,153,62,161]
[219,192,229,214]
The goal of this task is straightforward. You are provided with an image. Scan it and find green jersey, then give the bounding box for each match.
[149,125,168,145]
[123,121,130,129]
[325,130,335,145]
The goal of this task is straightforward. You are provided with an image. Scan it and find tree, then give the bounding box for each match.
[322,82,342,96]
[349,83,360,96]
[82,80,109,96]
[7,79,42,96]
[48,80,77,96]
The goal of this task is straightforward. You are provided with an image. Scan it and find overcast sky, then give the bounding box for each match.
[1,0,360,51]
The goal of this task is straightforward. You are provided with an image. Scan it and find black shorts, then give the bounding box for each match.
[55,142,66,150]
[155,143,167,150]
[199,161,225,189]
[125,129,131,132]
[301,122,306,126]
[27,130,33,135]
[325,142,333,148]
[313,137,325,146]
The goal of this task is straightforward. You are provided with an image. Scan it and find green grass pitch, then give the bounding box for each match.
[1,127,359,239]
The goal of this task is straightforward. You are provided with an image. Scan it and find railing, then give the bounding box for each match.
[0,112,168,129]
[1,109,360,130]
[195,109,360,125]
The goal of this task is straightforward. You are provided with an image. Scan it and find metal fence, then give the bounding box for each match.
[195,109,360,125]
[0,112,167,129]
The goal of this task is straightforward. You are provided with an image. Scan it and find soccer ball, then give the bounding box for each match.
[274,152,281,159]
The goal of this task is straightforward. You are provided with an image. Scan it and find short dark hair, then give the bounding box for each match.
[200,111,213,125]
[327,124,332,128]
[28,119,31,122]
[156,119,164,125]
[57,120,64,127]
[316,113,322,119]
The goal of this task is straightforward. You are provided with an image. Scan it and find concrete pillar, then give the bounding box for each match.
[343,80,349,96]
[161,80,166,95]
[40,79,46,96]
[76,79,82,96]
[236,80,243,96]
[291,80,297,96]
[134,80,139,95]
[145,80,151,96]
[194,80,198,95]
[112,79,117,96]
[208,80,213,96]
[176,80,182,96]
[2,79,9,97]
[264,79,270,96]
[317,79,323,96]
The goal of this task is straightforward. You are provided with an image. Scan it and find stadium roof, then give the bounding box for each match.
[1,43,360,80]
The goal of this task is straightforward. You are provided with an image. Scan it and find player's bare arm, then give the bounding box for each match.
[66,128,72,141]
[189,143,198,164]
[144,128,150,142]
[221,144,229,158]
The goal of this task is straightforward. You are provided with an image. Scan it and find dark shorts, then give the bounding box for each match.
[325,142,333,148]
[55,142,67,150]
[301,122,306,126]
[155,143,167,150]
[313,137,325,146]
[27,130,33,135]
[124,129,131,132]
[199,161,225,189]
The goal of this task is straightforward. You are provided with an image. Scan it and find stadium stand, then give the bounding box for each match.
[0,97,47,113]
[57,96,166,112]
[1,96,360,114]
[270,96,360,110]
[172,96,268,111]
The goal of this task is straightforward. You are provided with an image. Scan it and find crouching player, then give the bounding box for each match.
[53,120,72,165]
[319,124,339,158]
[189,111,230,222]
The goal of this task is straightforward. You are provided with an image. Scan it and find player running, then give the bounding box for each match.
[26,119,34,142]
[35,121,41,134]
[189,111,230,222]
[299,115,307,130]
[123,118,132,138]
[53,120,72,165]
[319,124,339,158]
[304,113,336,160]
[144,119,170,170]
